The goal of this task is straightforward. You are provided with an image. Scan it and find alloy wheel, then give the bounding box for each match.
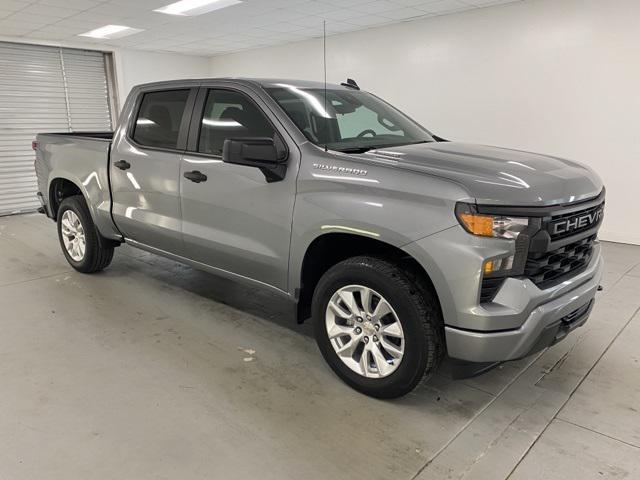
[325,284,405,378]
[60,210,86,261]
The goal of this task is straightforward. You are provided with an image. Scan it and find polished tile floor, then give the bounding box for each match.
[0,214,638,480]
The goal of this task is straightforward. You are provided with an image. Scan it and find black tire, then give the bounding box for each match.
[312,256,444,399]
[57,195,114,273]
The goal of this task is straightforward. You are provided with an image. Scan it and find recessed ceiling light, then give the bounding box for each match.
[154,0,242,16]
[78,25,144,39]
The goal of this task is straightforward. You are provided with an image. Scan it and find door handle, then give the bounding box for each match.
[114,160,131,170]
[184,170,208,183]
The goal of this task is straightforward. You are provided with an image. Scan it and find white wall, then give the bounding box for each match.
[113,49,210,107]
[208,0,640,245]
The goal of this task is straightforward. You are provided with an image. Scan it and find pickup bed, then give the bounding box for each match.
[35,78,605,398]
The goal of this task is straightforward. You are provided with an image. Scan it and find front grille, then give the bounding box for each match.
[480,234,597,302]
[476,193,604,304]
[548,202,604,241]
[524,234,596,289]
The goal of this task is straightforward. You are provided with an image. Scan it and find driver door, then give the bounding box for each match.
[179,85,298,291]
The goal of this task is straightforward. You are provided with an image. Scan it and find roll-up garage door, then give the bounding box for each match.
[0,42,114,216]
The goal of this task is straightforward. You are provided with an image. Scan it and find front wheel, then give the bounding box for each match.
[57,195,114,273]
[312,256,444,398]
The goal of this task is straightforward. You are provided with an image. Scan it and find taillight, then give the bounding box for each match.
[32,141,39,151]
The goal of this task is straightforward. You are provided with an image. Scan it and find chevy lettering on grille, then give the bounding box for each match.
[550,206,604,236]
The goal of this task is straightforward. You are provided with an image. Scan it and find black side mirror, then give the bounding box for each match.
[222,136,288,182]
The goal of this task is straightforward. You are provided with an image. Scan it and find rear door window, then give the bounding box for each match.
[132,89,190,149]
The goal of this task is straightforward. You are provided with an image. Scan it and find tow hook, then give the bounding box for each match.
[597,285,603,291]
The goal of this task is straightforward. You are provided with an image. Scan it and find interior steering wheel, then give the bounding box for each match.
[356,129,377,138]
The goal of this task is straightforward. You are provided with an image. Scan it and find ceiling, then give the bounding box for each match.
[0,0,520,56]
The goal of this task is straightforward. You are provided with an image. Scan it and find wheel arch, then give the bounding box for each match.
[47,172,121,241]
[294,232,441,323]
[49,176,84,219]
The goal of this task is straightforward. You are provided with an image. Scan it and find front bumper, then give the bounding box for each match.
[444,255,601,362]
[403,225,603,364]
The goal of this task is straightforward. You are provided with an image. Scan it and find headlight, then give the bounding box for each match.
[455,203,529,240]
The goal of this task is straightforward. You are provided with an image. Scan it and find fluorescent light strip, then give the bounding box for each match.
[154,0,242,16]
[78,25,143,39]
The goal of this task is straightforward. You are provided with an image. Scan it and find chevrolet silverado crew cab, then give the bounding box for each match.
[34,78,605,398]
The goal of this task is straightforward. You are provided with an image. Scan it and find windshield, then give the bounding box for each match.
[265,85,433,152]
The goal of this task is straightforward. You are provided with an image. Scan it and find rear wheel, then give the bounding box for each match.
[57,195,114,273]
[312,256,444,398]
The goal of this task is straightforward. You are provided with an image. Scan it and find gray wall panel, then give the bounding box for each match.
[0,42,114,215]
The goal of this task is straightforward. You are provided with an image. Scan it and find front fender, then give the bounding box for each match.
[287,152,467,294]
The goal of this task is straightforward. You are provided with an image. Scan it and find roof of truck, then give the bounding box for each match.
[133,77,357,91]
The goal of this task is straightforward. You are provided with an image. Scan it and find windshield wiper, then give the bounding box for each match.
[334,146,375,154]
[397,140,432,147]
[334,140,434,154]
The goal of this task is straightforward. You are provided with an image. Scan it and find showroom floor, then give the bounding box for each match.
[0,213,638,480]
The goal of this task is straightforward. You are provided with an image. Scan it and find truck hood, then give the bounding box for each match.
[361,142,603,206]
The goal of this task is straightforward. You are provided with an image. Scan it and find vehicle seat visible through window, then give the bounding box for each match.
[199,92,275,155]
[136,105,178,148]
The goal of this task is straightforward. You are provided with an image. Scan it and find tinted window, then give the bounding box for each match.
[132,89,190,149]
[198,89,275,155]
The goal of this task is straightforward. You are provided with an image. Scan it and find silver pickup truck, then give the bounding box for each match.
[34,78,605,398]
